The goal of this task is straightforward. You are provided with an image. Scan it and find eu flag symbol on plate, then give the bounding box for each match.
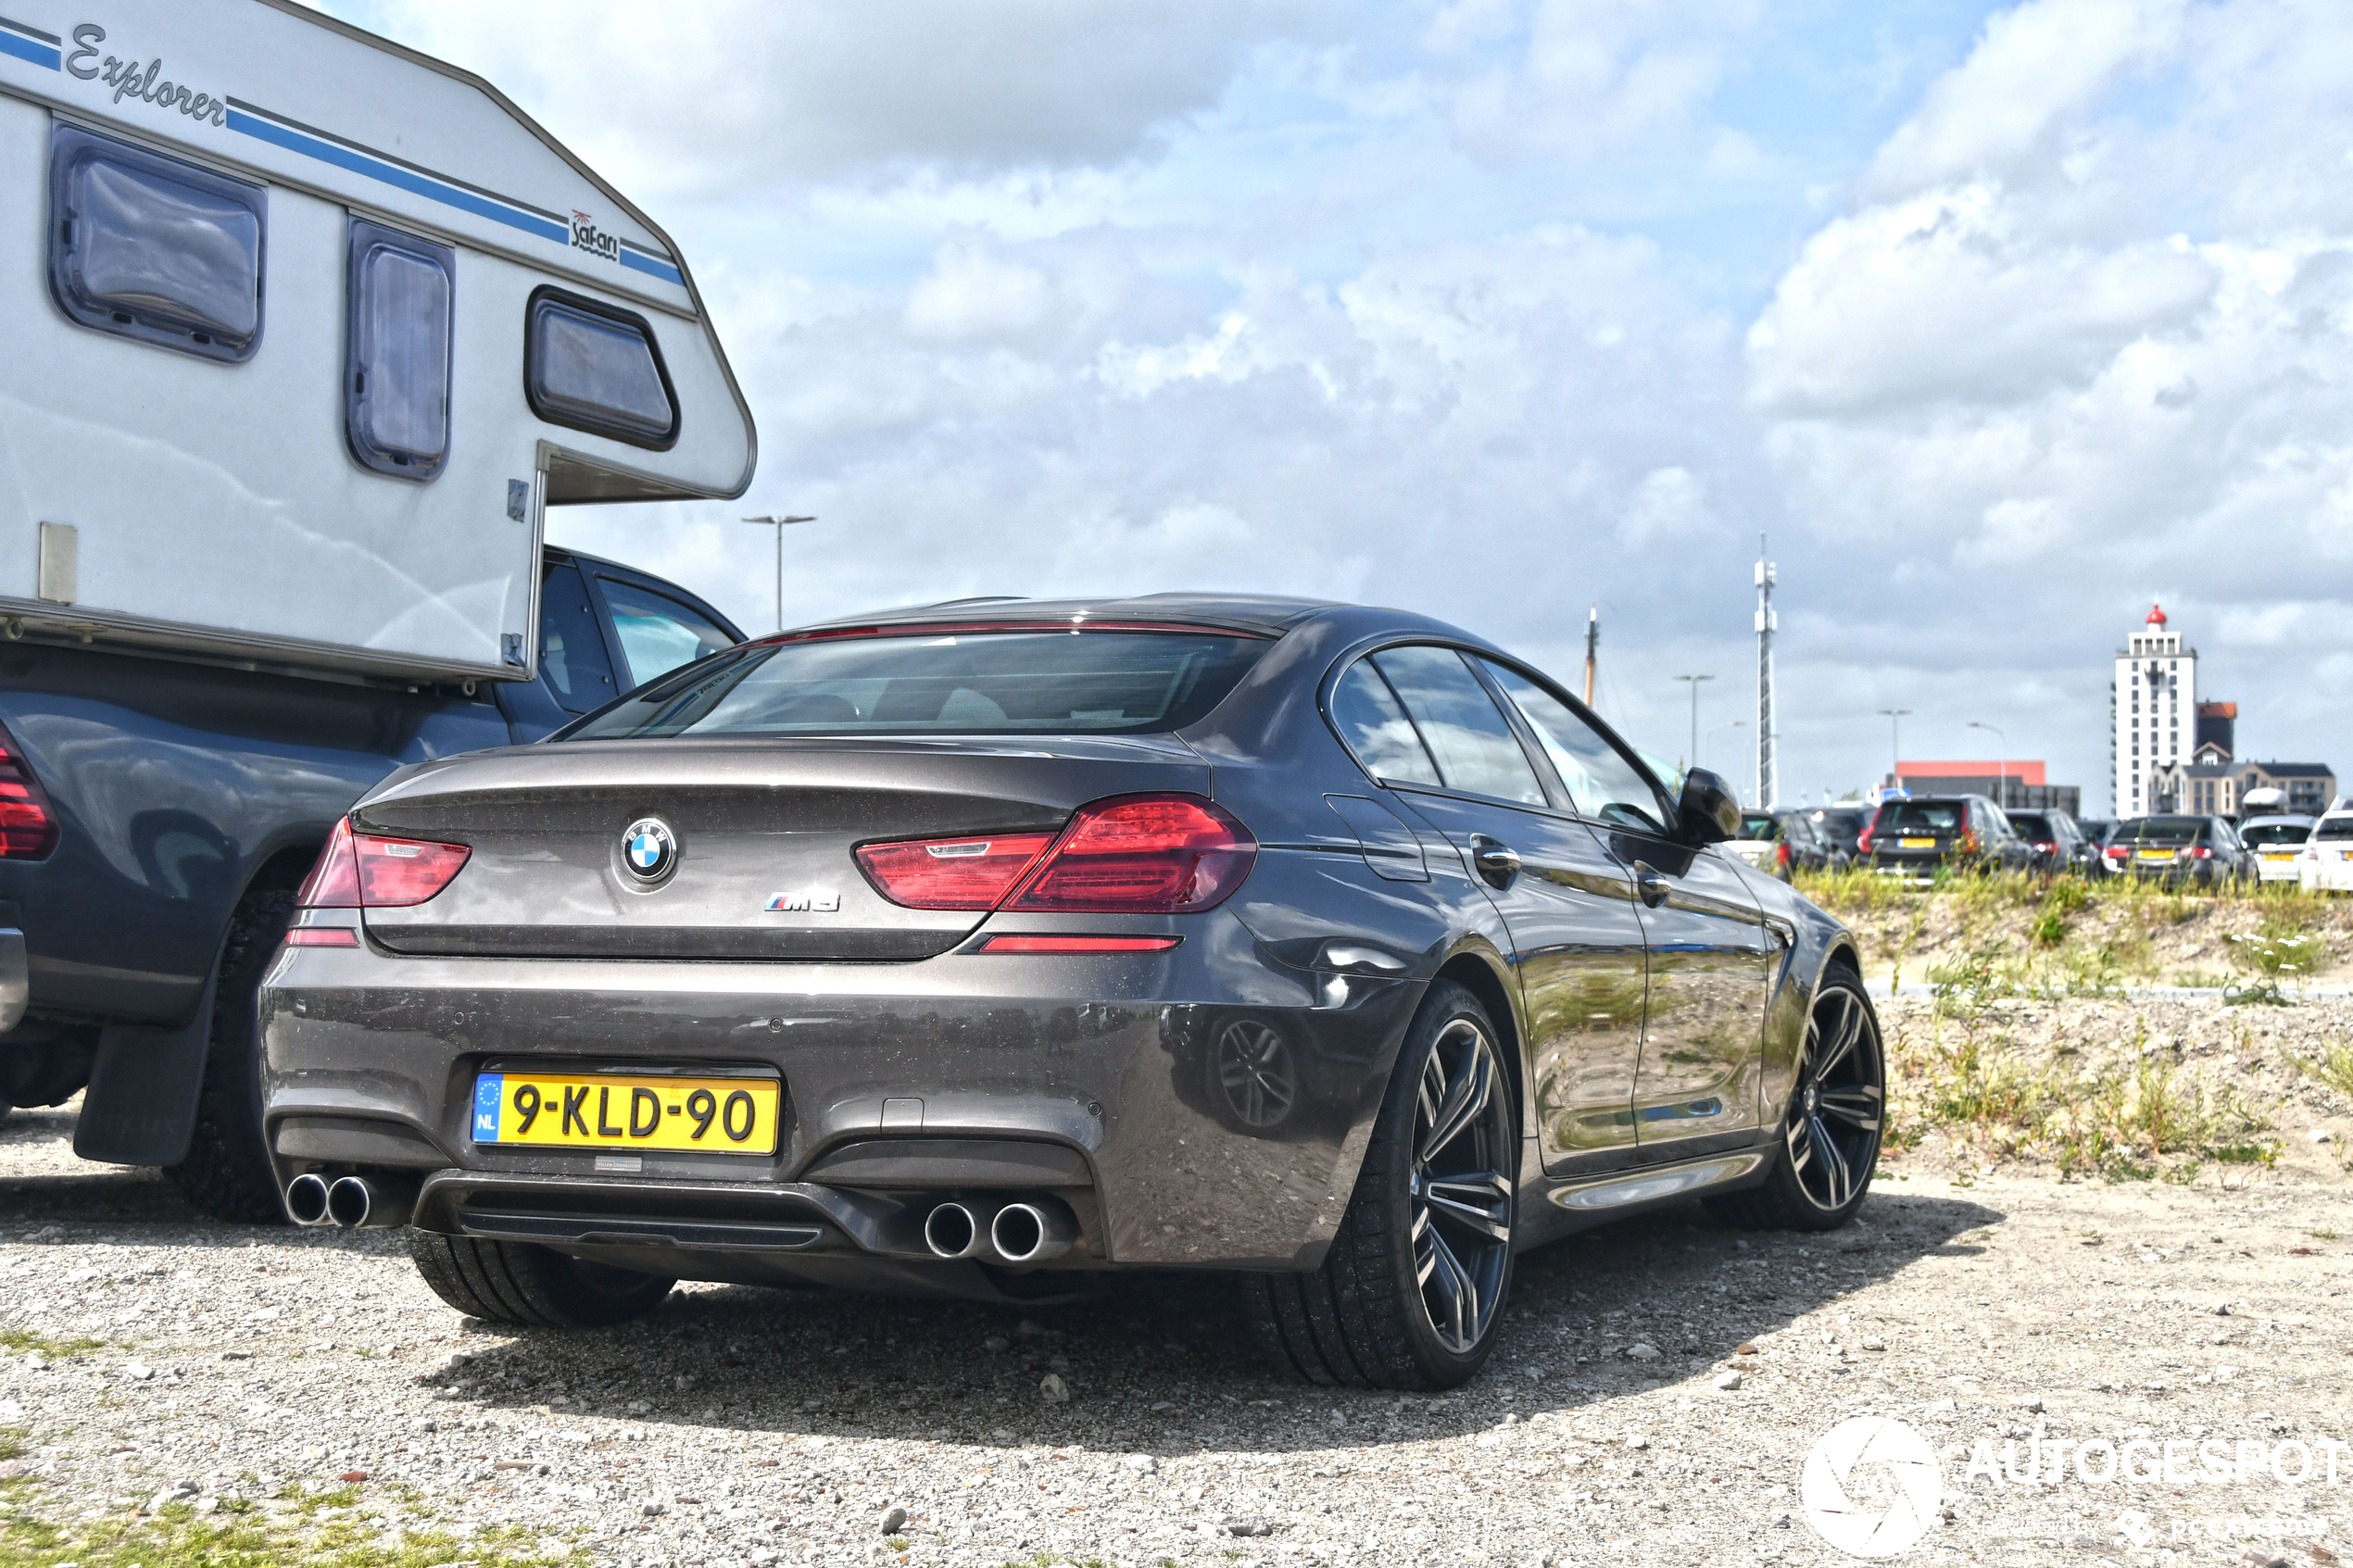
[472,1073,504,1142]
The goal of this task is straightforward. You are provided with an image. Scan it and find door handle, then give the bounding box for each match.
[1468,835,1521,889]
[1631,860,1670,908]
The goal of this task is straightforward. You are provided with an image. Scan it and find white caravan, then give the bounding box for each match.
[0,0,754,683]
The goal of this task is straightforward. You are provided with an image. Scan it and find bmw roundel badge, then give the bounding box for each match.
[621,817,677,882]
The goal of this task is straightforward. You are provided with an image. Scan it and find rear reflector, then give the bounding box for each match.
[978,935,1181,954]
[297,818,472,909]
[856,833,1055,910]
[283,927,360,947]
[0,721,57,860]
[1004,795,1255,913]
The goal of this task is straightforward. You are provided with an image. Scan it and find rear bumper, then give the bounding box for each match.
[259,909,1419,1274]
[0,929,24,1033]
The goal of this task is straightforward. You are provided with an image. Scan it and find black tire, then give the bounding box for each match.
[1706,967,1883,1232]
[409,1230,675,1328]
[166,890,296,1224]
[1239,979,1516,1389]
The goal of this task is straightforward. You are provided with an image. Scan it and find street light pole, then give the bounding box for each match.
[1876,708,1911,792]
[740,515,816,633]
[1674,674,1715,775]
[1969,721,2007,807]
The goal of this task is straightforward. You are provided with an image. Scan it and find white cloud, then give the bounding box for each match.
[1617,466,1712,547]
[1749,0,2353,807]
[362,0,1328,194]
[1426,0,1764,164]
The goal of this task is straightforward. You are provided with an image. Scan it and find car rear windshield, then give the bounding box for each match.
[2239,822,2311,847]
[1876,801,1964,834]
[1739,813,1777,840]
[2114,816,2203,845]
[2007,813,2052,838]
[2316,817,2353,841]
[561,628,1268,739]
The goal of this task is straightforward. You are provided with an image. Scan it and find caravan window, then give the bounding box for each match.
[346,220,453,480]
[47,124,265,363]
[524,288,678,449]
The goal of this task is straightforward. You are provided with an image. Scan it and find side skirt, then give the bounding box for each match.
[1514,1142,1773,1251]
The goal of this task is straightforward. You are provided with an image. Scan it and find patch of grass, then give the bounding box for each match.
[1887,1012,2276,1180]
[2313,1228,2341,1241]
[0,1429,22,1464]
[0,1329,105,1359]
[0,1496,583,1568]
[2285,1041,2353,1103]
[2170,968,2233,989]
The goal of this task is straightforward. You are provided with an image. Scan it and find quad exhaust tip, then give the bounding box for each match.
[283,1173,333,1227]
[285,1173,416,1230]
[922,1197,1076,1263]
[989,1200,1074,1264]
[922,1199,996,1260]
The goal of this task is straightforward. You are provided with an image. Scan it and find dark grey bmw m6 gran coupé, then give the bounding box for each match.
[261,594,1884,1389]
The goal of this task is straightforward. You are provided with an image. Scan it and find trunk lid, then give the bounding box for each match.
[351,734,1207,960]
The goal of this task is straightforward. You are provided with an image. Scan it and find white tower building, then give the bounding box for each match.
[2112,602,2196,816]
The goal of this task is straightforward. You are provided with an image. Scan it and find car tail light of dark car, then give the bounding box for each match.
[852,833,1056,910]
[296,818,472,909]
[0,721,57,859]
[860,794,1256,915]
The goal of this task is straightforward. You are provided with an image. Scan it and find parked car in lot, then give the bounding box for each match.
[1808,807,1869,862]
[2297,811,2353,893]
[2004,809,2097,876]
[2238,815,2318,886]
[1724,809,1845,880]
[2101,816,2254,889]
[1859,795,2032,880]
[261,596,1884,1389]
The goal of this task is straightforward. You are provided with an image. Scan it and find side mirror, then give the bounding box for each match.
[1676,768,1742,847]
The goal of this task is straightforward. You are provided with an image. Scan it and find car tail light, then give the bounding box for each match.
[1004,795,1255,912]
[2190,846,2212,859]
[856,833,1057,910]
[283,927,360,947]
[861,797,1255,915]
[1776,842,1792,868]
[977,935,1181,954]
[2105,843,2129,858]
[296,818,472,909]
[1856,826,1875,853]
[1958,832,1980,855]
[0,721,57,860]
[2033,841,2055,853]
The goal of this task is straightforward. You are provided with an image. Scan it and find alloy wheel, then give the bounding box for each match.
[1408,1018,1514,1354]
[1214,1020,1299,1129]
[1785,985,1885,1212]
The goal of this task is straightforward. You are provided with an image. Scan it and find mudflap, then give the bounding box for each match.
[72,969,219,1166]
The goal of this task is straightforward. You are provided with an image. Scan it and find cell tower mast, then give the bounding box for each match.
[1582,606,1599,707]
[1755,533,1777,809]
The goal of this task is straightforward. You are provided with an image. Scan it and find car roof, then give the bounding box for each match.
[2242,814,2317,826]
[786,592,1376,639]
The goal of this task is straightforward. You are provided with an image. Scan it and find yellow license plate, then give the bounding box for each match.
[1899,836,1937,848]
[470,1072,781,1154]
[2137,848,2173,859]
[2263,851,2295,862]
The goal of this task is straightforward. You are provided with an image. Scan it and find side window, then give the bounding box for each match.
[1369,646,1545,806]
[538,563,619,713]
[1481,660,1672,834]
[525,288,679,449]
[1328,660,1441,787]
[598,577,736,688]
[346,220,453,480]
[48,124,264,362]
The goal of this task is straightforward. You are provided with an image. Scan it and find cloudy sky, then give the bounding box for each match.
[330,0,2353,812]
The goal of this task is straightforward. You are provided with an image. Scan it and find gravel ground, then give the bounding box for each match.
[4,1003,2351,1568]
